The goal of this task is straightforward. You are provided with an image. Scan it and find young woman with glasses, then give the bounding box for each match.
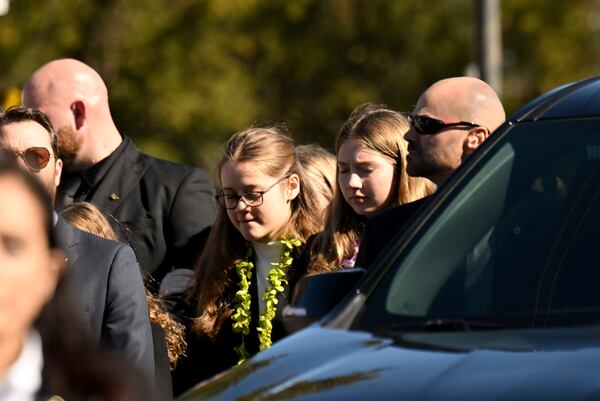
[171,126,322,394]
[307,104,435,273]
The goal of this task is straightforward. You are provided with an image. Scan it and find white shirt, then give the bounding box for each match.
[0,331,43,401]
[252,241,283,315]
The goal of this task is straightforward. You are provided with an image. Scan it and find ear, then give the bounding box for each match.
[464,127,489,153]
[286,173,300,201]
[71,100,86,130]
[53,158,63,190]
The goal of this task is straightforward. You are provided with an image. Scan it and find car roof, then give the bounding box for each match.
[510,75,600,123]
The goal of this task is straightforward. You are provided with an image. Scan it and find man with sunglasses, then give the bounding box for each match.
[356,77,505,268]
[22,59,215,286]
[0,106,155,379]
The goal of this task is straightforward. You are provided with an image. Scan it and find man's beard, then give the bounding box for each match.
[406,145,441,179]
[57,126,83,172]
[407,142,429,177]
[407,157,433,178]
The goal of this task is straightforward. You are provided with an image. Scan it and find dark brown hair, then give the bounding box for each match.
[0,105,60,157]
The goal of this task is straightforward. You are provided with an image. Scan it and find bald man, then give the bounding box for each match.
[356,77,505,267]
[22,59,215,282]
[404,77,505,185]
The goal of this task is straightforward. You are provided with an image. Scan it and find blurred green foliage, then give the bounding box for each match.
[1,0,600,171]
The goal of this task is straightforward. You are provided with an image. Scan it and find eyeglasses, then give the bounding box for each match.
[1,147,54,171]
[409,114,482,136]
[215,175,289,210]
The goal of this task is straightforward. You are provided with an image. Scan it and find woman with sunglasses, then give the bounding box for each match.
[307,104,434,273]
[171,126,322,395]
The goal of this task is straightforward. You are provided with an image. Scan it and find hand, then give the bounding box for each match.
[159,268,195,298]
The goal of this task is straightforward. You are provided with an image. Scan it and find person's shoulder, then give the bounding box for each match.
[368,197,430,227]
[140,151,212,185]
[73,225,129,255]
[124,136,208,176]
[369,202,411,223]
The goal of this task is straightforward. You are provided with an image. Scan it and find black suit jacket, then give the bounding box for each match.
[151,322,173,401]
[60,136,215,282]
[355,197,430,268]
[54,216,154,378]
[38,330,161,401]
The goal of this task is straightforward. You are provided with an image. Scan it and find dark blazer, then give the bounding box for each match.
[38,342,161,401]
[39,334,161,401]
[355,197,430,268]
[151,322,173,401]
[61,136,215,282]
[39,329,161,401]
[54,216,154,378]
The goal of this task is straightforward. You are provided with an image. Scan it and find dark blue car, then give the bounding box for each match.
[178,77,600,401]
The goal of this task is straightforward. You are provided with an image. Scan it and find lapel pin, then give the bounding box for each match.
[110,193,120,201]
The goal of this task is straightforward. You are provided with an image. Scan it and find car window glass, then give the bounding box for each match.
[357,122,600,331]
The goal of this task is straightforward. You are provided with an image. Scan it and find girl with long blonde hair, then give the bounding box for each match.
[309,104,434,272]
[173,126,322,392]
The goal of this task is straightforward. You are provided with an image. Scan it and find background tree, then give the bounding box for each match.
[1,0,599,172]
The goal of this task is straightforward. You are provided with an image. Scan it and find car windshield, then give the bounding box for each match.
[357,119,600,332]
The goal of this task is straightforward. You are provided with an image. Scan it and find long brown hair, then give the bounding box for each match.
[62,202,186,369]
[191,126,322,338]
[309,104,434,273]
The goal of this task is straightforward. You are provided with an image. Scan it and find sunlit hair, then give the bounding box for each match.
[0,105,60,157]
[192,126,322,338]
[309,104,435,273]
[62,202,186,369]
[296,144,336,223]
[62,202,117,240]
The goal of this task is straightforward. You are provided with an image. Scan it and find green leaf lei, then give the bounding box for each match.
[231,236,302,364]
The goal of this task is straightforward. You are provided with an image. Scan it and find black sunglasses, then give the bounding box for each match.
[1,147,53,171]
[409,114,482,136]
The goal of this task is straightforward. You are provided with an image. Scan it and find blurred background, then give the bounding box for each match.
[1,0,600,171]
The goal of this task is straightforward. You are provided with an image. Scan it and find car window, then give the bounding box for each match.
[357,120,600,331]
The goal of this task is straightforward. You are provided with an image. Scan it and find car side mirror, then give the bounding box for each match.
[282,268,365,333]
